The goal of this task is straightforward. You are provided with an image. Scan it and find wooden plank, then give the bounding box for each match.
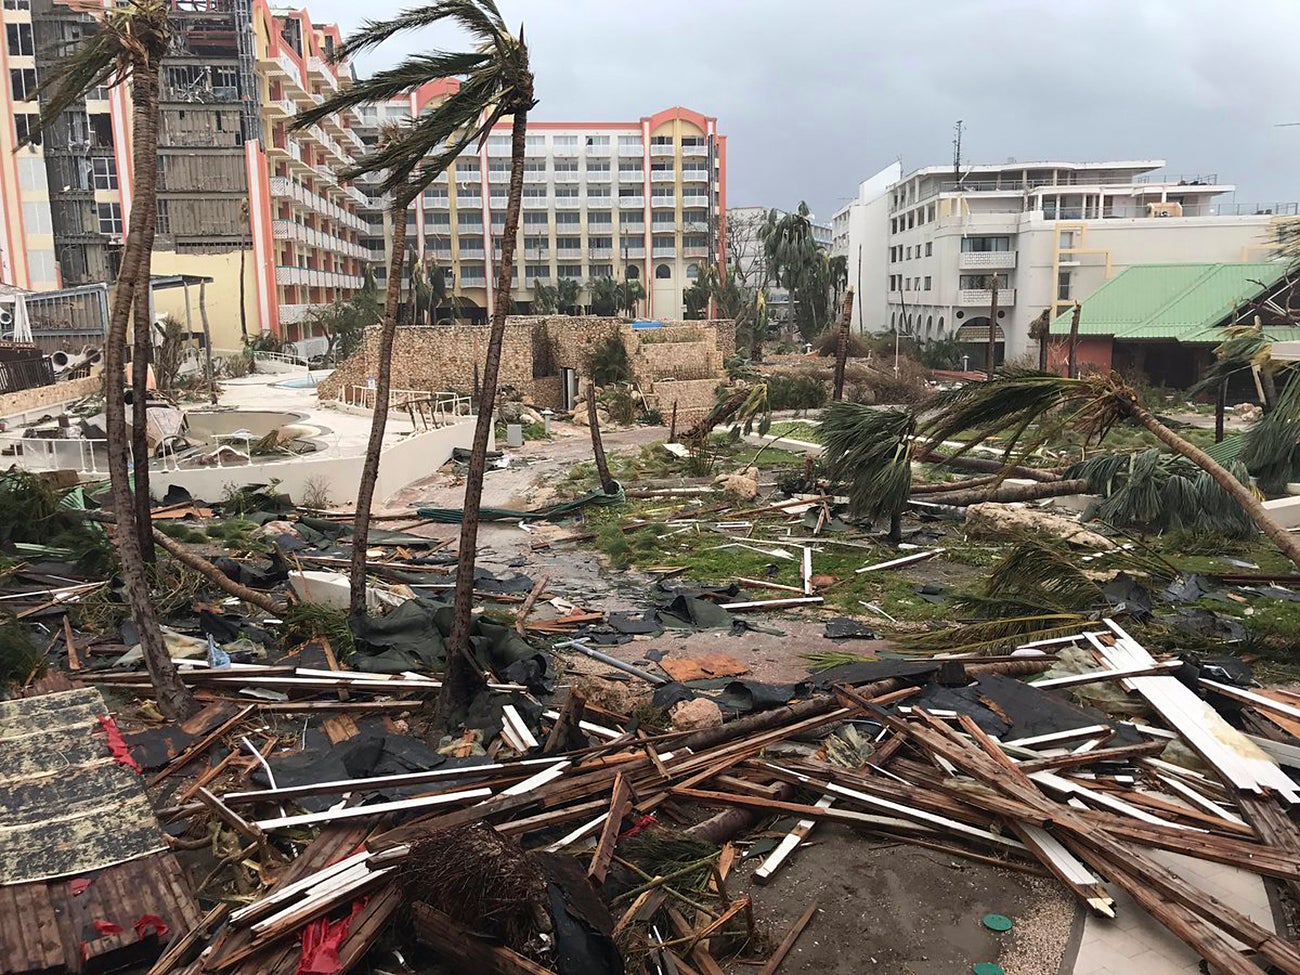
[254,788,491,830]
[754,796,832,883]
[514,574,549,637]
[587,773,631,884]
[197,788,263,842]
[757,900,818,975]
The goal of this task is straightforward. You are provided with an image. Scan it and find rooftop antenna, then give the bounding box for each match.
[953,120,964,182]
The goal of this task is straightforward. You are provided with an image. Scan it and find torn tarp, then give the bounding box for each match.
[349,597,549,690]
[823,618,877,641]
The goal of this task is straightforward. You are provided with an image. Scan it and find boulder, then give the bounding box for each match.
[965,502,1111,549]
[714,465,760,501]
[670,697,723,732]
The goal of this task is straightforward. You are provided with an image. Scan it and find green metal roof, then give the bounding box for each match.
[1052,262,1290,342]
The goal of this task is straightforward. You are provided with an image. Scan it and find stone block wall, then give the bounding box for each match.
[645,377,722,422]
[316,316,733,411]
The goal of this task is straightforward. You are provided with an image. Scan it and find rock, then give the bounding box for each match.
[520,407,545,425]
[670,697,723,732]
[810,573,837,590]
[256,520,299,539]
[965,502,1111,549]
[498,400,526,423]
[714,465,760,500]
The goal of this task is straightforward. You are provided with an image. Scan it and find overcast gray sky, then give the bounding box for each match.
[305,0,1300,222]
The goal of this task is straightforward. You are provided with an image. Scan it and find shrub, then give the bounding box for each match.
[814,330,872,359]
[766,372,829,411]
[588,335,632,386]
[601,387,637,424]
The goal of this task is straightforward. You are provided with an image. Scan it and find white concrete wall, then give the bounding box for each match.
[148,418,479,507]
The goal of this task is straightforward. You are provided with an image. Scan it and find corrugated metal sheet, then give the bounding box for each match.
[1052,262,1289,341]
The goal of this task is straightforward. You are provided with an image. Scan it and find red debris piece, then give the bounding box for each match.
[618,813,658,841]
[93,919,124,937]
[134,915,170,939]
[95,714,142,774]
[69,878,92,896]
[297,897,368,975]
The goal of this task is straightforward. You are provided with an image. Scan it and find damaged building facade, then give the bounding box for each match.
[0,0,371,349]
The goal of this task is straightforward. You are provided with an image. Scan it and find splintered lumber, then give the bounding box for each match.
[588,773,631,884]
[149,705,255,785]
[1011,824,1114,916]
[721,596,823,612]
[855,549,945,574]
[501,705,539,752]
[410,903,554,975]
[754,796,832,884]
[514,573,549,637]
[1099,621,1300,804]
[254,787,491,830]
[758,900,818,975]
[196,788,263,842]
[544,690,588,754]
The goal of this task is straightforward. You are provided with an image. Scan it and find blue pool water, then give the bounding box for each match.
[275,375,319,389]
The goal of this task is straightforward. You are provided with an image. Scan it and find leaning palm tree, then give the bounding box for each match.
[32,0,195,718]
[294,0,534,722]
[919,368,1300,566]
[822,404,915,543]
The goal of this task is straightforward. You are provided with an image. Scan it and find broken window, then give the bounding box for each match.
[88,113,112,148]
[6,23,32,57]
[13,113,39,147]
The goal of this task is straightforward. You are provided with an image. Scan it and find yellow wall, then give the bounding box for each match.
[150,249,261,351]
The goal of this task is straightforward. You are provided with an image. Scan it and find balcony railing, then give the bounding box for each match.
[682,194,709,207]
[652,246,676,257]
[957,288,1016,306]
[681,168,709,181]
[588,247,613,259]
[426,196,450,208]
[683,246,710,258]
[958,251,1017,270]
[553,170,581,183]
[622,246,646,258]
[488,169,510,182]
[619,170,644,182]
[619,196,645,208]
[649,144,674,157]
[523,170,547,183]
[585,169,612,182]
[458,247,486,259]
[523,197,548,209]
[456,196,483,209]
[585,144,611,156]
[554,197,581,210]
[682,144,708,157]
[650,169,676,183]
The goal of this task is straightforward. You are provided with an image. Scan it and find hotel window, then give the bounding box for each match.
[526,264,550,280]
[649,135,672,146]
[585,135,609,148]
[589,264,613,278]
[961,236,1011,252]
[904,246,911,259]
[557,264,582,278]
[13,113,39,147]
[1057,270,1071,301]
[923,276,931,290]
[555,212,580,226]
[618,135,643,150]
[7,23,33,57]
[928,204,936,222]
[554,135,578,147]
[92,157,118,190]
[523,212,548,227]
[525,135,544,147]
[554,186,578,198]
[925,242,932,256]
[10,67,37,101]
[3,0,31,9]
[96,202,122,235]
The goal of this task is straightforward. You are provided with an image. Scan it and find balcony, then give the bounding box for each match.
[488,168,510,182]
[554,197,581,210]
[585,169,612,182]
[652,246,676,258]
[584,195,613,207]
[278,302,310,324]
[553,170,581,184]
[523,197,548,209]
[458,246,486,259]
[589,247,613,259]
[684,245,710,258]
[619,169,644,182]
[958,288,1016,306]
[650,169,676,183]
[555,247,583,260]
[266,97,295,117]
[552,143,579,157]
[682,144,708,157]
[426,196,450,209]
[456,196,483,209]
[585,143,611,156]
[682,194,709,207]
[958,250,1018,270]
[523,170,547,183]
[315,165,335,186]
[273,52,303,89]
[622,245,646,258]
[525,143,546,157]
[619,195,645,209]
[307,56,338,91]
[649,144,674,157]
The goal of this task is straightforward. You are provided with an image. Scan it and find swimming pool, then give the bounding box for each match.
[275,375,319,389]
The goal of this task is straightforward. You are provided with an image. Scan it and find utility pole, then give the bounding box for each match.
[985,276,999,378]
[1067,300,1082,379]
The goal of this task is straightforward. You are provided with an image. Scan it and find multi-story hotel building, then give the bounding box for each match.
[0,0,373,347]
[832,159,1294,362]
[355,86,726,322]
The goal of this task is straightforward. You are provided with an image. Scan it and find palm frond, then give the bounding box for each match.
[920,367,1127,466]
[333,0,506,61]
[820,402,915,522]
[1240,369,1300,492]
[889,614,1088,656]
[1190,323,1279,396]
[291,51,492,130]
[984,536,1103,613]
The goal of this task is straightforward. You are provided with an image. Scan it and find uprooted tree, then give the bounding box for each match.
[822,367,1300,567]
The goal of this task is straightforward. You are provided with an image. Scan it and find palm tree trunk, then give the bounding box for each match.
[238,232,248,343]
[587,381,616,494]
[915,478,1090,509]
[440,106,530,724]
[131,288,154,563]
[347,208,409,616]
[110,58,195,719]
[1125,401,1300,567]
[1067,302,1082,379]
[832,287,854,401]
